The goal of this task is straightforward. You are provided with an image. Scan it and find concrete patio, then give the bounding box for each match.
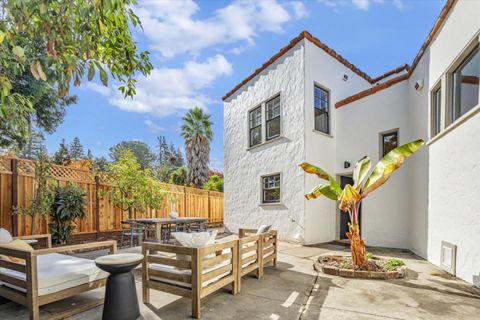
[1,239,479,320]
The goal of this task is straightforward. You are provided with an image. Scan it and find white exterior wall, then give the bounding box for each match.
[223,42,306,242]
[427,0,480,284]
[303,41,370,244]
[336,81,411,249]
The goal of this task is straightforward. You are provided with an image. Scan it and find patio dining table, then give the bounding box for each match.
[127,217,208,243]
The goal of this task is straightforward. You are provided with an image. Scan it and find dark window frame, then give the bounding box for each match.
[314,85,330,134]
[381,130,399,157]
[431,86,442,137]
[261,174,281,204]
[265,95,281,141]
[249,106,262,147]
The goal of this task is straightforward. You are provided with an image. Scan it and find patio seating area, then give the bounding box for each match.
[1,230,479,320]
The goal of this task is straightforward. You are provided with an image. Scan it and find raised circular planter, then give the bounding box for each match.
[314,255,407,280]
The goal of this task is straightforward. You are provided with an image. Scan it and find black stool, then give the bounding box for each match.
[95,253,144,320]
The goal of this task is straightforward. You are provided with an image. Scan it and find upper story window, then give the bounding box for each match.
[262,174,281,204]
[266,96,281,141]
[248,94,282,148]
[449,45,479,125]
[314,85,330,134]
[249,106,262,147]
[431,87,442,137]
[381,130,398,157]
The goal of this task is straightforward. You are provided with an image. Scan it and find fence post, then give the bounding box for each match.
[183,186,187,217]
[207,191,211,223]
[10,159,18,237]
[95,175,100,240]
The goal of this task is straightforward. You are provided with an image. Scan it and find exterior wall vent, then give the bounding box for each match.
[440,241,457,276]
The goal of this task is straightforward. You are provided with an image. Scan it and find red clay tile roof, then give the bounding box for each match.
[223,0,456,105]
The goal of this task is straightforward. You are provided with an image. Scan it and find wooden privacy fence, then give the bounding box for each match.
[0,156,223,238]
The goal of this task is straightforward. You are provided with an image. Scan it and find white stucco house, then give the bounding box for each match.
[223,0,479,285]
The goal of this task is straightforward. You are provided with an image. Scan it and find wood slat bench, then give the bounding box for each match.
[142,239,239,319]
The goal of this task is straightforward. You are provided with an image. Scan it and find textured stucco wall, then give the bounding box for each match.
[336,81,411,249]
[427,0,480,284]
[223,42,306,242]
[303,41,371,244]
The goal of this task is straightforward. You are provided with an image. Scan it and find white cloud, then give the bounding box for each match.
[85,82,111,97]
[319,0,401,11]
[291,1,308,19]
[144,119,164,134]
[135,0,293,58]
[352,0,370,10]
[108,55,232,117]
[393,0,404,10]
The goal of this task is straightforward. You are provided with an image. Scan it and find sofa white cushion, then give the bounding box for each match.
[0,228,12,244]
[256,225,272,234]
[172,230,218,261]
[0,253,108,296]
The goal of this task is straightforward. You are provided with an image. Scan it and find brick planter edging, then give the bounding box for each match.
[319,265,407,280]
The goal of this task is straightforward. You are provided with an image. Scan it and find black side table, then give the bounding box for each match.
[95,253,144,320]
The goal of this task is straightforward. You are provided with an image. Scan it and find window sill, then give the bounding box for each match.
[312,129,333,138]
[427,104,480,146]
[246,135,284,151]
[259,202,282,207]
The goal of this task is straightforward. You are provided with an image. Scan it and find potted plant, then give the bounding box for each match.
[300,139,424,268]
[48,184,87,245]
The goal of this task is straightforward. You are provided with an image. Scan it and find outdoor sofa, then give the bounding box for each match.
[0,233,117,320]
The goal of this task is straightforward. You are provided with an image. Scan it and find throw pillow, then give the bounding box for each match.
[256,225,272,234]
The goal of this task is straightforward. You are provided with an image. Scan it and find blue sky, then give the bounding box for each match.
[45,0,445,170]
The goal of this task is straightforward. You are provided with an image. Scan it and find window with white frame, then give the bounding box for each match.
[380,130,398,157]
[248,94,281,147]
[448,45,479,125]
[431,87,442,137]
[249,106,262,147]
[262,174,281,204]
[314,85,330,134]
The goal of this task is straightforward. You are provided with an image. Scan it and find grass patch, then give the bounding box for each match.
[385,258,405,271]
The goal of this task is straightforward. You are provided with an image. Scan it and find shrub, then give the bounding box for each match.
[169,167,188,185]
[384,258,405,271]
[202,175,224,192]
[366,251,373,260]
[48,184,87,245]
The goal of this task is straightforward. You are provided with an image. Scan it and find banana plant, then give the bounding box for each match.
[299,139,424,268]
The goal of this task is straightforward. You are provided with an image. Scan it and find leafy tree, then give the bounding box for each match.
[17,128,47,160]
[48,184,87,245]
[86,149,94,160]
[70,137,85,161]
[169,167,188,186]
[157,136,184,169]
[53,139,72,166]
[157,136,169,165]
[181,107,213,188]
[13,152,55,235]
[154,164,173,183]
[109,140,157,170]
[203,175,224,192]
[106,149,164,219]
[0,0,152,148]
[93,156,109,172]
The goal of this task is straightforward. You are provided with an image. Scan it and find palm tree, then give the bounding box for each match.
[181,107,213,188]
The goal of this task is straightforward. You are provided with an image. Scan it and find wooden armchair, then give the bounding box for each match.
[238,228,278,280]
[13,234,52,249]
[0,238,117,320]
[142,239,239,319]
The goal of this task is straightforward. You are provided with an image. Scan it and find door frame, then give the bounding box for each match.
[335,172,362,241]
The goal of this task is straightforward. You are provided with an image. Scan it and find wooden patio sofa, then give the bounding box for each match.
[0,234,117,320]
[237,228,278,291]
[142,239,239,319]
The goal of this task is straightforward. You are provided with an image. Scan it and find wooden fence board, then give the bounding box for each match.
[0,156,223,236]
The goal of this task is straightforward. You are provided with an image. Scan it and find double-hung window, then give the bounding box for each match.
[314,85,330,134]
[449,45,479,125]
[248,94,281,147]
[262,174,281,204]
[249,106,262,147]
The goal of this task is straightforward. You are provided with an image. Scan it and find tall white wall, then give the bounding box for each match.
[302,41,371,244]
[223,43,306,242]
[336,81,411,249]
[427,0,480,284]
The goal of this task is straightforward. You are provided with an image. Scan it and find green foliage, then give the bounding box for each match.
[93,156,109,172]
[13,152,55,234]
[70,137,85,161]
[16,128,47,160]
[203,175,224,192]
[366,252,373,260]
[384,258,405,271]
[106,149,164,217]
[157,136,184,169]
[169,167,188,186]
[109,140,157,170]
[52,139,72,166]
[154,164,173,183]
[0,0,152,148]
[181,107,213,187]
[48,184,87,244]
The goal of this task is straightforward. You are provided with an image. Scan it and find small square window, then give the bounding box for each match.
[381,130,398,157]
[262,174,281,204]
